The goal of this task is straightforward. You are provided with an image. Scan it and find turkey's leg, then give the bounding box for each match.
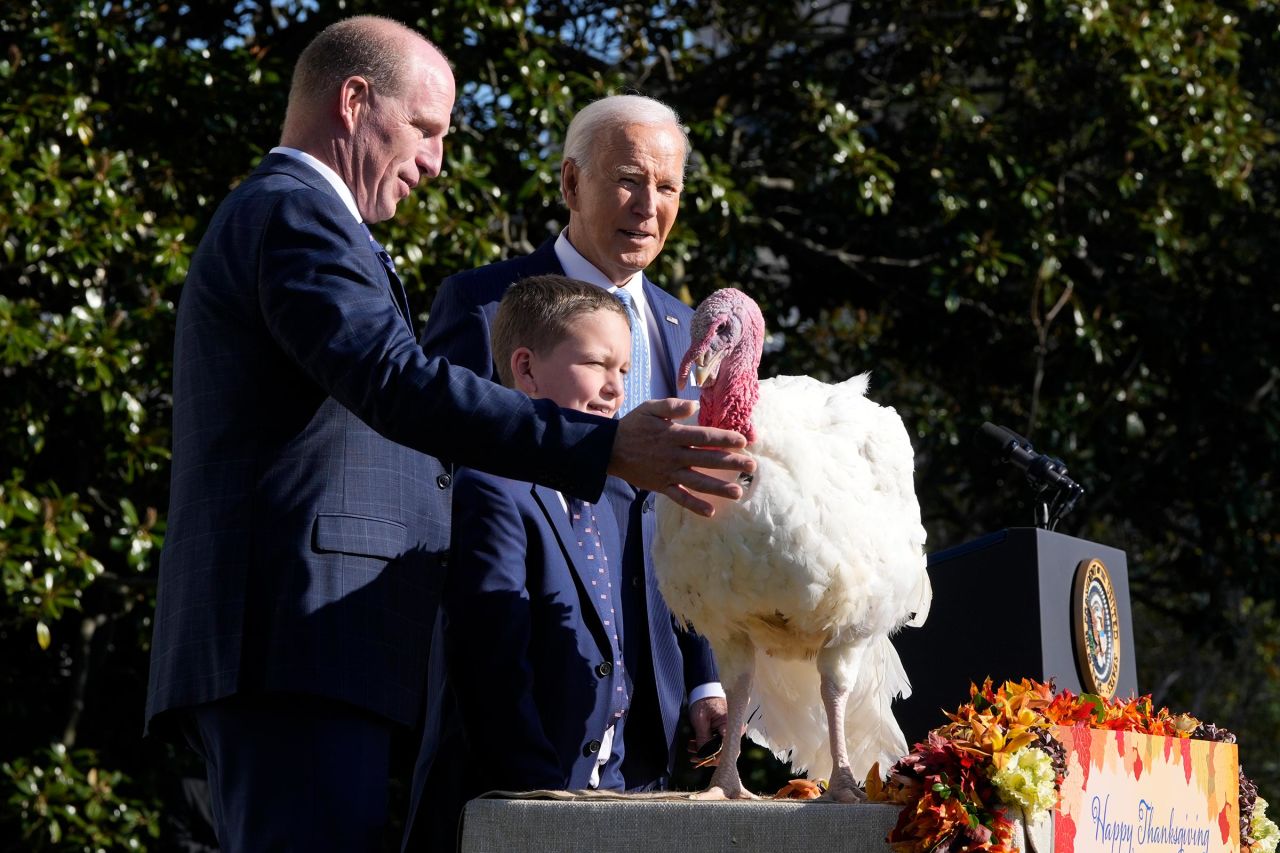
[693,639,757,800]
[818,647,866,803]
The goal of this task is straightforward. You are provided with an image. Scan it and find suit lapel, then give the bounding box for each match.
[643,277,692,400]
[530,485,613,645]
[375,257,415,337]
[259,154,415,336]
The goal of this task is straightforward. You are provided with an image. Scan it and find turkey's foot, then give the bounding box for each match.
[692,765,759,800]
[692,783,760,800]
[820,766,865,804]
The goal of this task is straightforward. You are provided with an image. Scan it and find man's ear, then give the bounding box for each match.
[511,347,538,396]
[338,75,371,134]
[561,159,581,211]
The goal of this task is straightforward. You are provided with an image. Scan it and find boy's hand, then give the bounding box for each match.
[608,398,755,517]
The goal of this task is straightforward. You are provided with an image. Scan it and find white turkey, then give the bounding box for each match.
[653,287,931,802]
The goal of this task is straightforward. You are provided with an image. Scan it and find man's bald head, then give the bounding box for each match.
[286,16,441,117]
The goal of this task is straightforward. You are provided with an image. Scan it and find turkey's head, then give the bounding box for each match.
[679,287,764,443]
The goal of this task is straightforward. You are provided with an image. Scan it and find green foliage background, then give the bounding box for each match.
[1,0,1276,846]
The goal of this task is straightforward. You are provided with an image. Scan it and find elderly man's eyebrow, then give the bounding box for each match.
[615,163,683,186]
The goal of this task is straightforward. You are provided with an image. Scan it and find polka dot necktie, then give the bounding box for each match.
[569,497,629,720]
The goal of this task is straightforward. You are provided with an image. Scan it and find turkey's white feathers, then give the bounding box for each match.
[655,372,930,781]
[741,636,910,778]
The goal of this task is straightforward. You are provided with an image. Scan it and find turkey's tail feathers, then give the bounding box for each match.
[903,562,933,628]
[839,634,912,777]
[744,633,910,782]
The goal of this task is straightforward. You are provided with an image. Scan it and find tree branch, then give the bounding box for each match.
[751,215,938,270]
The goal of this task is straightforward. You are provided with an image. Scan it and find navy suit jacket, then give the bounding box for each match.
[418,239,718,786]
[145,156,619,734]
[441,470,631,793]
[405,469,632,851]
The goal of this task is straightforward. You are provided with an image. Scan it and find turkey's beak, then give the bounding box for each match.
[689,348,727,388]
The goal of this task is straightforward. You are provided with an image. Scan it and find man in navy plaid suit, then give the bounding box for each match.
[143,17,752,852]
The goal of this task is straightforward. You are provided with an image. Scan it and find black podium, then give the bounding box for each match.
[893,527,1139,747]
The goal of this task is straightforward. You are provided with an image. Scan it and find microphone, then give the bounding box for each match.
[977,422,1083,495]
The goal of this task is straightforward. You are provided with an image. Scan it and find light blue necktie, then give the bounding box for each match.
[613,286,651,416]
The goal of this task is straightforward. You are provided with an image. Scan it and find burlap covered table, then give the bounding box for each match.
[459,790,904,852]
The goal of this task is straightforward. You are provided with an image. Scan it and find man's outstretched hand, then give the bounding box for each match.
[608,398,755,517]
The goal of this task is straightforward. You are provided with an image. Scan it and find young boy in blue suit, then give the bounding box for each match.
[418,275,635,847]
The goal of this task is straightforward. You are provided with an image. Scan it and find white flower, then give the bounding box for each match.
[1253,796,1279,853]
[990,746,1058,816]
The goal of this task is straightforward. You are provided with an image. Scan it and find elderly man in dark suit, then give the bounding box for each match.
[144,18,752,853]
[413,95,730,805]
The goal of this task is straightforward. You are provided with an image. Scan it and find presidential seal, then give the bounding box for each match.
[1072,558,1121,698]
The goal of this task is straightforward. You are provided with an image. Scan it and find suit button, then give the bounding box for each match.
[595,661,613,677]
[631,576,642,589]
[437,474,452,489]
[583,739,601,756]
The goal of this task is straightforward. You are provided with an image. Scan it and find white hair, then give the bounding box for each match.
[562,94,691,175]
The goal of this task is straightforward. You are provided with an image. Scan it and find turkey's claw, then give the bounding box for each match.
[692,783,759,801]
[819,766,866,803]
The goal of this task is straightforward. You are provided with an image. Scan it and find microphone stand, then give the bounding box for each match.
[1036,478,1084,531]
[977,422,1085,531]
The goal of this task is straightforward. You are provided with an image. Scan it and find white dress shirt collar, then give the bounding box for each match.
[269,146,363,225]
[553,229,684,397]
[553,230,648,321]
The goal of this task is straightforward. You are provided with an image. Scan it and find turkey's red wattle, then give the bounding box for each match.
[682,288,766,444]
[698,358,759,444]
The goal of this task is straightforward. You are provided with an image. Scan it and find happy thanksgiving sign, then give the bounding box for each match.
[1053,726,1240,853]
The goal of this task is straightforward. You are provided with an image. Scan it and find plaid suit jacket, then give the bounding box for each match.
[145,156,617,733]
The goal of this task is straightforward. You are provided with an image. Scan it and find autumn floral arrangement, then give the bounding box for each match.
[866,678,1279,853]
